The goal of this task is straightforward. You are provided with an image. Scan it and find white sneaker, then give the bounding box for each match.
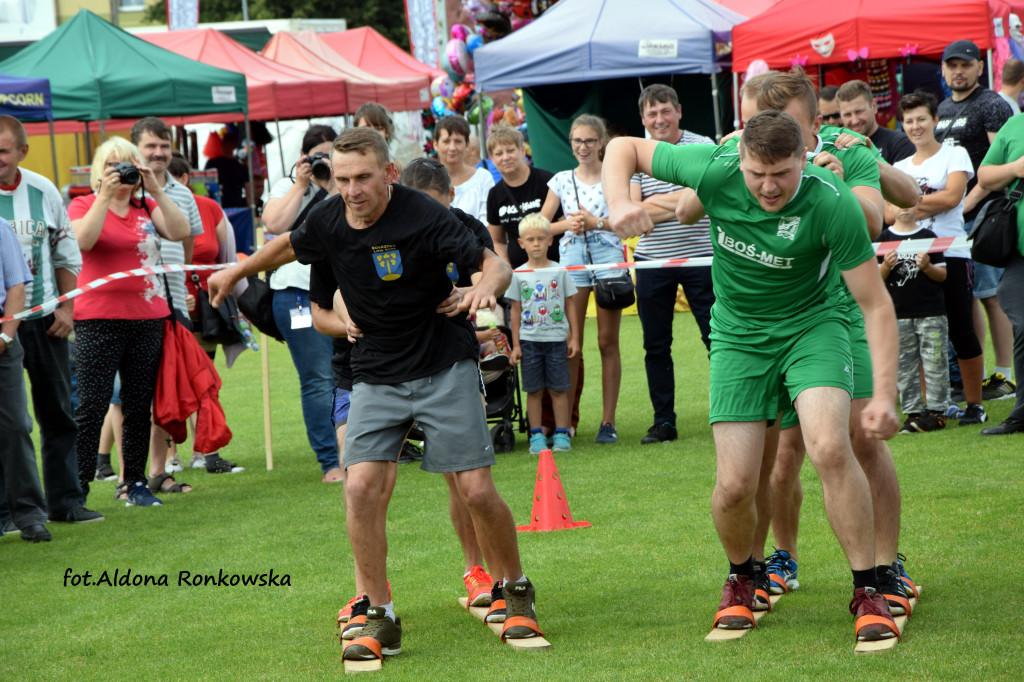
[189,454,207,469]
[166,457,184,474]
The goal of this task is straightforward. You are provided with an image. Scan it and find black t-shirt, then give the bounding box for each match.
[308,259,352,391]
[876,226,946,319]
[291,186,482,385]
[205,156,249,209]
[486,167,562,268]
[935,87,1013,220]
[869,126,915,165]
[448,207,494,288]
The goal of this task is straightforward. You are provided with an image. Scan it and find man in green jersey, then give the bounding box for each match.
[750,73,920,617]
[603,110,901,641]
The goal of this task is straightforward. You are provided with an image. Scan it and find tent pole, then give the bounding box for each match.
[48,120,59,187]
[274,118,287,177]
[99,119,106,142]
[987,49,994,89]
[243,112,273,472]
[732,71,740,131]
[710,73,723,142]
[84,121,92,160]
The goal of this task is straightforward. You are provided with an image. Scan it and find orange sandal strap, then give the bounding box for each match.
[344,635,383,660]
[487,599,506,614]
[501,616,543,641]
[855,615,900,641]
[713,605,754,629]
[768,573,789,593]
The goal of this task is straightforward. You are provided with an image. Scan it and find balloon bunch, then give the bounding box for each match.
[463,0,559,36]
[429,23,494,125]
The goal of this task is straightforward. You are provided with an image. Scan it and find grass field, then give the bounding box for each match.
[3,312,1023,680]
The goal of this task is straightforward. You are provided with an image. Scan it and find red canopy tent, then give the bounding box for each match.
[711,0,779,18]
[140,29,349,120]
[261,31,430,112]
[732,0,1010,72]
[318,26,442,80]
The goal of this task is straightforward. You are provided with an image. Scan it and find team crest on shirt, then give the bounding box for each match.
[372,245,402,281]
[776,216,801,240]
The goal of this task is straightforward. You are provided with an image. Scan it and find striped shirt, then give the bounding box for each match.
[631,131,714,260]
[159,174,204,315]
[1,216,33,312]
[0,168,82,308]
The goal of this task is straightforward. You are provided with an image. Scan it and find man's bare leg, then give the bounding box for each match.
[445,473,485,572]
[451,466,521,582]
[711,421,766,564]
[770,425,806,558]
[346,460,395,606]
[752,419,779,562]
[850,398,900,566]
[795,387,874,571]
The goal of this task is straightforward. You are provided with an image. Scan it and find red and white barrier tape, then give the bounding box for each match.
[1,235,971,322]
[0,263,230,323]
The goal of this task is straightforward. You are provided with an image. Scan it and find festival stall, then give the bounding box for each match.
[731,0,1024,125]
[0,73,58,180]
[318,26,442,81]
[261,31,430,112]
[473,0,746,170]
[0,10,249,188]
[140,29,348,122]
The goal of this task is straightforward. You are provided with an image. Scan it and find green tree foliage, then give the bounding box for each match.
[143,0,409,50]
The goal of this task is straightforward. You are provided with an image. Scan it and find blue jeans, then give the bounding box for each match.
[634,262,714,425]
[272,288,338,472]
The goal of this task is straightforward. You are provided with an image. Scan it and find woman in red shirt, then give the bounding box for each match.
[68,137,188,508]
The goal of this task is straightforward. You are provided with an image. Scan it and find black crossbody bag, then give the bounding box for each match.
[570,173,634,310]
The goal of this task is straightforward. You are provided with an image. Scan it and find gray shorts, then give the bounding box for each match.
[344,359,495,473]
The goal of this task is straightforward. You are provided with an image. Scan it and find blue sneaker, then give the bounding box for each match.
[594,422,617,444]
[945,403,965,419]
[896,553,918,598]
[765,549,799,594]
[528,433,547,455]
[552,432,571,451]
[125,481,163,507]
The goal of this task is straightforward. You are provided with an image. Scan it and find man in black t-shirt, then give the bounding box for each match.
[485,126,563,268]
[837,80,915,164]
[207,128,543,660]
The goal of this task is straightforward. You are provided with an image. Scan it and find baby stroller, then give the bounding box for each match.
[480,324,526,453]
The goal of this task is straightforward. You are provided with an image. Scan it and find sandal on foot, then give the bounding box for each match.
[114,482,129,501]
[714,574,755,630]
[147,472,193,494]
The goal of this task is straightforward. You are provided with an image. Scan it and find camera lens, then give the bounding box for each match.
[116,162,141,185]
[311,158,331,181]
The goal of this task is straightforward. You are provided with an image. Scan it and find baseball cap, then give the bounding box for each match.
[943,40,981,62]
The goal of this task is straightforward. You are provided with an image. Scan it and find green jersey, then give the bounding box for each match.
[650,142,873,334]
[818,125,882,191]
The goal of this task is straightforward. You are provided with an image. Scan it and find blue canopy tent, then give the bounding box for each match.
[0,73,59,181]
[475,0,746,167]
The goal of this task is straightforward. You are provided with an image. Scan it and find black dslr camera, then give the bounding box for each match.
[303,152,331,181]
[115,162,141,185]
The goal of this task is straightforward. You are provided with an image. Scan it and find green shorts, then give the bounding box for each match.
[709,316,853,424]
[778,306,869,430]
[847,306,873,400]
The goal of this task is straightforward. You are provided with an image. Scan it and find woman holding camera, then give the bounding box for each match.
[68,137,189,507]
[261,124,341,482]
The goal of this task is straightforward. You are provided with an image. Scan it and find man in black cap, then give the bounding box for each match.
[935,39,1016,407]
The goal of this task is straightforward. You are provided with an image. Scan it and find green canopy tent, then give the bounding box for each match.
[0,9,249,179]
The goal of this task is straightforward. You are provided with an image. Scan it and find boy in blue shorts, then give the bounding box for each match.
[508,213,579,453]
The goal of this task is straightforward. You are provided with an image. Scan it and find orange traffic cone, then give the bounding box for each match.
[516,449,591,532]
